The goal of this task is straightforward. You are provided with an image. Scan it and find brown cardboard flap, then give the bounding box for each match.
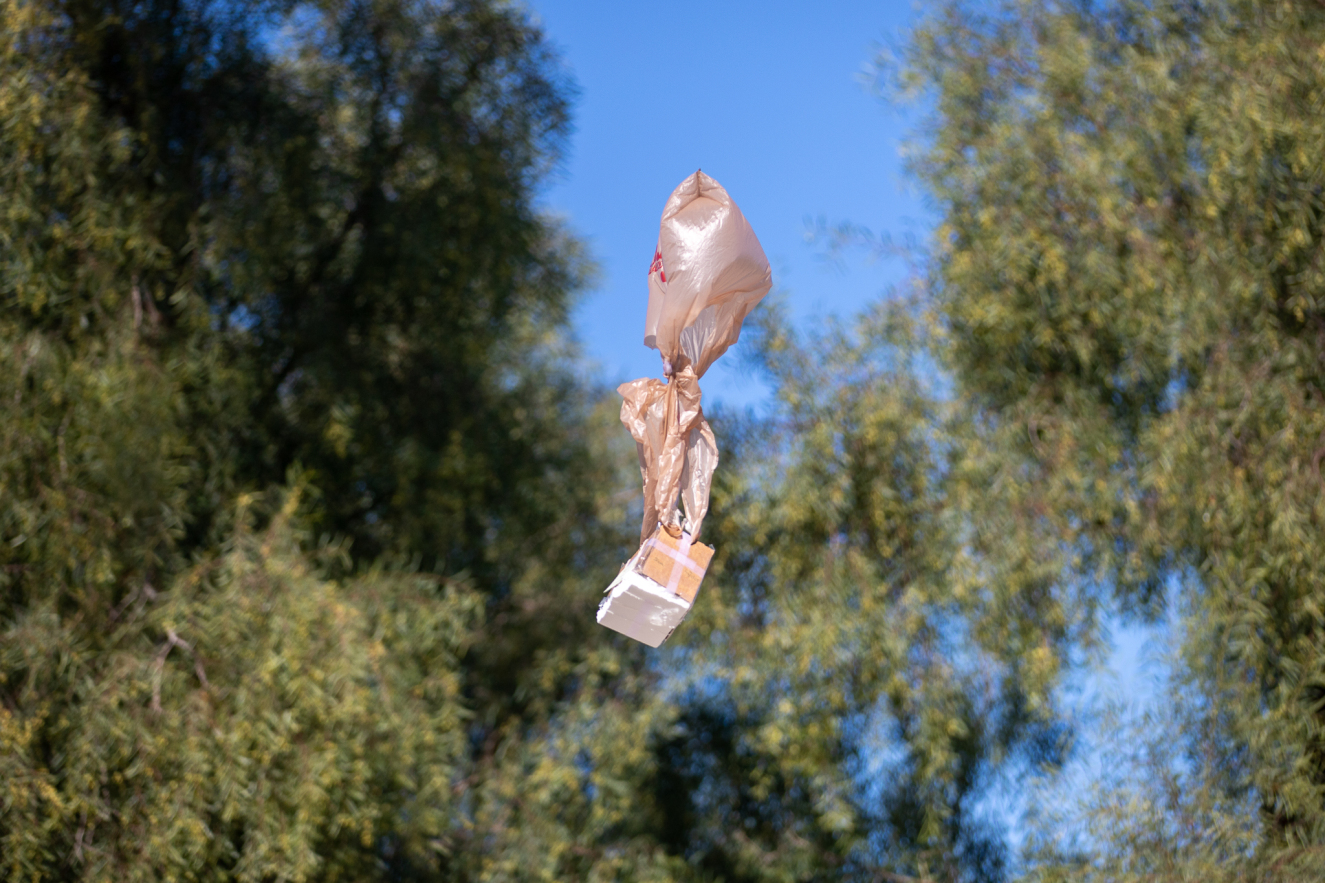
[633,525,714,604]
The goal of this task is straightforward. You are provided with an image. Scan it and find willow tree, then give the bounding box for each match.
[0,0,633,878]
[903,0,1325,877]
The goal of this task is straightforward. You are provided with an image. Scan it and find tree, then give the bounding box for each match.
[519,300,1071,883]
[30,0,1325,879]
[0,0,637,878]
[902,0,1325,875]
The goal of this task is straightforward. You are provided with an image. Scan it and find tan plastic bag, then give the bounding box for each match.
[618,171,772,543]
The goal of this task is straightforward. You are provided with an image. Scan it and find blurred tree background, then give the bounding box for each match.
[3,0,1325,881]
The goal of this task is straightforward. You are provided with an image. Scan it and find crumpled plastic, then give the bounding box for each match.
[618,171,772,543]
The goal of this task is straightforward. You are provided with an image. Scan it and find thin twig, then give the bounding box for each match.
[150,629,208,712]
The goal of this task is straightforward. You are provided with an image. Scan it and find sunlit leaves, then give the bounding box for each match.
[906,0,1325,875]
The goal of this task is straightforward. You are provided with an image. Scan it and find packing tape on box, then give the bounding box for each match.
[644,534,703,595]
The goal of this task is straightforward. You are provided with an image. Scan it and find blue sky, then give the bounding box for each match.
[528,0,932,409]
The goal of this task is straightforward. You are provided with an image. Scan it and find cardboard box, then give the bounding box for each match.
[596,527,715,647]
[633,528,714,603]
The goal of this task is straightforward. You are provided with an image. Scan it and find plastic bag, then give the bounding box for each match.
[618,171,772,543]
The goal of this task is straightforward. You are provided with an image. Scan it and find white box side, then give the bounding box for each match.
[596,567,692,648]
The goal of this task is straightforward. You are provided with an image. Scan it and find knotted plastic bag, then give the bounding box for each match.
[618,171,772,543]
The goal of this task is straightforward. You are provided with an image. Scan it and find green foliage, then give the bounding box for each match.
[14,0,1325,879]
[625,300,1071,882]
[4,491,479,881]
[0,0,1116,876]
[902,0,1325,875]
[0,0,636,878]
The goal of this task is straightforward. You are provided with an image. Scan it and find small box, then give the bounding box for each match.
[597,527,715,647]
